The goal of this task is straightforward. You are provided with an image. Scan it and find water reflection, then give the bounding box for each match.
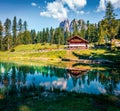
[0,62,120,96]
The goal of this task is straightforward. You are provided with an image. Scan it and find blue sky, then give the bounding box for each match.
[0,0,120,32]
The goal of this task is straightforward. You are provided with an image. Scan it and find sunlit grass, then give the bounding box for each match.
[14,43,64,52]
[0,44,120,69]
[19,105,31,111]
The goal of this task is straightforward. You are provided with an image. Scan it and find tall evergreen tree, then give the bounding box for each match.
[12,16,17,46]
[18,18,22,33]
[117,26,120,39]
[16,32,24,45]
[50,27,54,45]
[64,29,70,45]
[42,28,45,43]
[102,1,118,43]
[73,19,78,36]
[89,24,98,43]
[98,23,105,44]
[45,27,49,43]
[57,28,61,48]
[0,21,3,50]
[60,28,65,45]
[54,27,64,48]
[23,31,32,44]
[30,29,36,43]
[79,29,86,38]
[36,31,42,43]
[23,21,27,31]
[86,20,90,41]
[4,18,12,50]
[4,18,11,36]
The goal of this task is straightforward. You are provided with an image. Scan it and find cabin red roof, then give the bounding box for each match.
[67,35,88,43]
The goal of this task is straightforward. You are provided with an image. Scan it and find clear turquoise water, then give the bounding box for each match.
[0,62,120,96]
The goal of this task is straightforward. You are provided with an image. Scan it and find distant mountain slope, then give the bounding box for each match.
[59,19,87,32]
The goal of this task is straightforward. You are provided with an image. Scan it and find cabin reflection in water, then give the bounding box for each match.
[67,68,89,86]
[67,68,89,78]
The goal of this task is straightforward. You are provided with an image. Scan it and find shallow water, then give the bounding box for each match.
[0,62,120,96]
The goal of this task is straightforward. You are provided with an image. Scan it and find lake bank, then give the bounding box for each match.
[0,47,120,70]
[0,88,120,111]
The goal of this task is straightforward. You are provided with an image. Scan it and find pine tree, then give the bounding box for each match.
[117,26,120,39]
[4,18,11,36]
[86,20,90,41]
[18,18,22,33]
[73,19,78,36]
[60,28,65,45]
[45,27,49,43]
[64,29,70,45]
[4,18,12,50]
[0,21,3,50]
[57,28,61,48]
[16,32,24,45]
[89,24,98,43]
[12,16,17,46]
[36,31,42,43]
[102,1,118,42]
[42,28,45,43]
[98,23,105,44]
[30,29,36,43]
[23,21,27,31]
[23,31,32,44]
[80,29,86,39]
[50,27,54,45]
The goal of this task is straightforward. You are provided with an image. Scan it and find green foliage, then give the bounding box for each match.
[50,27,54,45]
[102,1,118,42]
[2,35,13,50]
[30,29,37,43]
[0,5,120,51]
[10,48,15,52]
[12,16,17,46]
[18,18,23,33]
[23,21,27,31]
[4,18,11,36]
[98,23,105,44]
[0,21,3,50]
[23,31,32,44]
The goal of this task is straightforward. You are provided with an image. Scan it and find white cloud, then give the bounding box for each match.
[62,0,87,11]
[97,0,106,12]
[31,2,37,7]
[77,10,85,15]
[40,1,68,21]
[97,0,120,12]
[40,0,87,20]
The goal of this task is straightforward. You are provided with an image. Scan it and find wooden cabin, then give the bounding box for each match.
[66,35,89,49]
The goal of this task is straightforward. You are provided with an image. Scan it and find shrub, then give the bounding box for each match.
[10,48,15,52]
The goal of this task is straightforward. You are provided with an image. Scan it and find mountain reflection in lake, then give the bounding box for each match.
[0,62,120,96]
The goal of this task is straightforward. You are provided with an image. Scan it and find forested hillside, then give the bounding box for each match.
[0,1,120,51]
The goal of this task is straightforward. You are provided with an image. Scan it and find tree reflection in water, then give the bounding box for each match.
[0,62,120,96]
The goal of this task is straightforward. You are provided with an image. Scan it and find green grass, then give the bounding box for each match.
[14,43,64,52]
[0,44,120,69]
[0,92,119,111]
[0,43,66,66]
[72,49,120,61]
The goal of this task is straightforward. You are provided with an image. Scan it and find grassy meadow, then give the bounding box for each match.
[0,43,120,69]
